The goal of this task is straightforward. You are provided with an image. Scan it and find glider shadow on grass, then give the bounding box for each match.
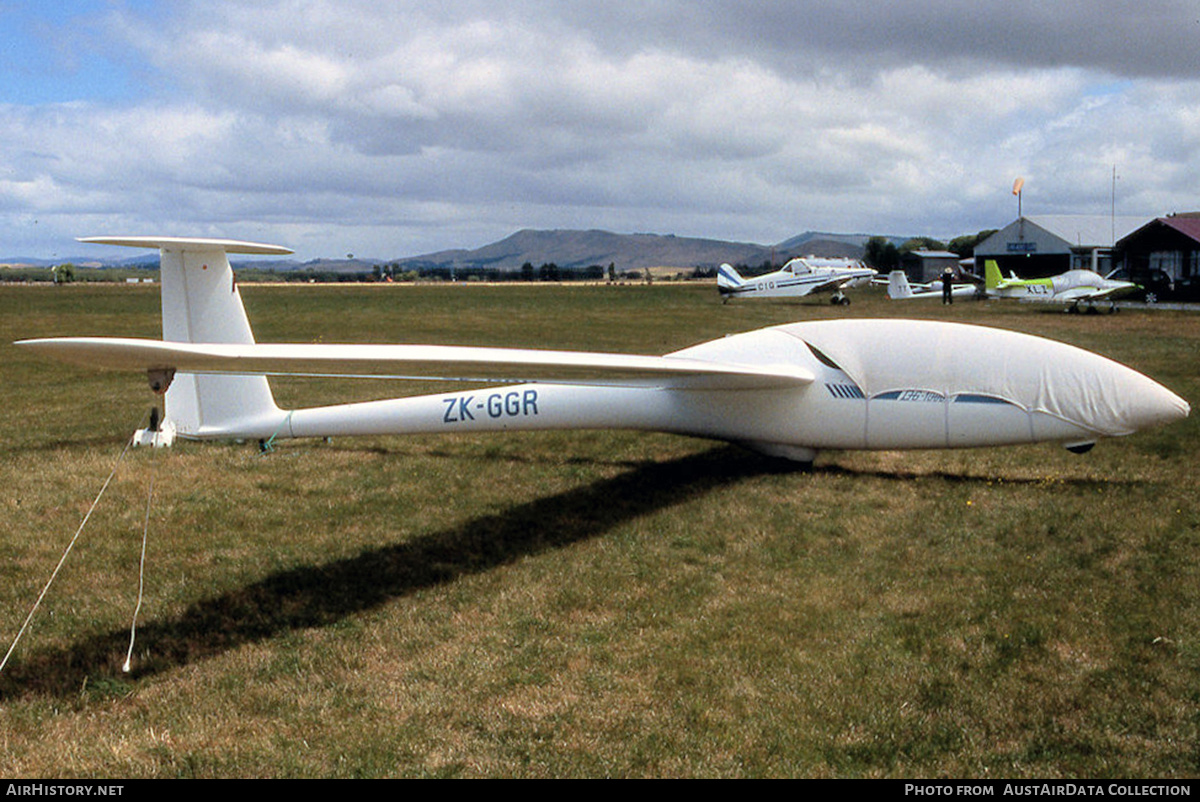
[0,445,777,700]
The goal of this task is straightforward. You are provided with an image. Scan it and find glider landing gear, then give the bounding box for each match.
[132,368,178,447]
[740,441,816,471]
[133,404,176,447]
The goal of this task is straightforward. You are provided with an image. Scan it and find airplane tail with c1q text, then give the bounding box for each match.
[717,263,746,295]
[77,237,294,445]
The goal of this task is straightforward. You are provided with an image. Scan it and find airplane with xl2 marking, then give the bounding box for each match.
[984,260,1140,312]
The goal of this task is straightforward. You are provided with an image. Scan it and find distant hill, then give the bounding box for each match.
[0,256,66,269]
[776,231,873,253]
[389,229,772,273]
[3,229,913,273]
[387,228,890,273]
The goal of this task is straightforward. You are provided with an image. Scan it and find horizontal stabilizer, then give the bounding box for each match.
[15,337,815,390]
[77,236,294,256]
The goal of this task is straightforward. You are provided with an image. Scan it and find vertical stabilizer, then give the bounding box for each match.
[78,236,293,440]
[717,263,745,295]
[984,260,1004,291]
[887,270,914,299]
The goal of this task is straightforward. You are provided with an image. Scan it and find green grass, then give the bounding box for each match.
[0,281,1197,777]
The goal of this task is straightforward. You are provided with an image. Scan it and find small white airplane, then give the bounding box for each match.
[16,238,1189,466]
[886,271,980,301]
[800,256,879,288]
[717,257,876,305]
[984,260,1140,312]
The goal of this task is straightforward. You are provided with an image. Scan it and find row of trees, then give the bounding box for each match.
[863,230,997,271]
[6,230,999,285]
[372,261,702,283]
[0,263,147,283]
[380,228,1002,285]
[2,262,679,285]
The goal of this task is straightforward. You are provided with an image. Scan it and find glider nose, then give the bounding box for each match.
[1055,357,1189,438]
[1104,368,1190,435]
[1130,378,1190,431]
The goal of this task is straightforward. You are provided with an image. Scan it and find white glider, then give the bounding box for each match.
[886,270,979,301]
[717,258,876,305]
[16,237,1189,465]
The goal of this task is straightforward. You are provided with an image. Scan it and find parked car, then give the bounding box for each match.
[1141,269,1200,303]
[1110,268,1200,303]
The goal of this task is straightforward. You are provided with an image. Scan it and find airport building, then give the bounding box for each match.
[974,215,1145,279]
[900,249,961,283]
[1115,214,1200,302]
[970,212,1200,302]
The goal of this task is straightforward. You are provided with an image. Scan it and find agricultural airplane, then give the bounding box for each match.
[984,260,1140,312]
[885,271,980,301]
[16,237,1189,466]
[717,258,876,304]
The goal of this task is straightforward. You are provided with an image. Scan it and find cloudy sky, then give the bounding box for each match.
[2,1,1198,261]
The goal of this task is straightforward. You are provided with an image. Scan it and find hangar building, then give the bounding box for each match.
[900,249,961,283]
[974,215,1144,279]
[1115,213,1200,302]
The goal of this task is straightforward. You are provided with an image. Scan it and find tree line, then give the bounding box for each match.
[5,230,998,285]
[863,230,997,272]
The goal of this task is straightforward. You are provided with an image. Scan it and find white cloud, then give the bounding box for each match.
[2,1,1199,259]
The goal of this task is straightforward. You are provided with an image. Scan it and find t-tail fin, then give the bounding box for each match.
[887,270,914,299]
[78,237,293,441]
[984,259,1004,291]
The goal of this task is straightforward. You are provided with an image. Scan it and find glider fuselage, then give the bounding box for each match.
[15,238,1189,464]
[271,318,1188,461]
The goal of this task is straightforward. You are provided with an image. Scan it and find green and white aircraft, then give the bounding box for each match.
[984,260,1140,312]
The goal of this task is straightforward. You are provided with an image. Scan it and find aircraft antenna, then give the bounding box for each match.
[1111,165,1119,245]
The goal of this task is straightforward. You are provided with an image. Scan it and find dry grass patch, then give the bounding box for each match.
[0,284,1196,777]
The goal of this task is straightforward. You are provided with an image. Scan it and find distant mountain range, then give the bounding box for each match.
[384,229,885,273]
[1,229,908,273]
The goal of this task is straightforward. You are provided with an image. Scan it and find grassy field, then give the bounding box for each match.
[0,281,1197,778]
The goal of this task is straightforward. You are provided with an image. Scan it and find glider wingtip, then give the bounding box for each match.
[77,235,294,256]
[13,337,53,349]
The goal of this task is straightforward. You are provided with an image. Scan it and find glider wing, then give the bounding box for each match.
[15,337,815,390]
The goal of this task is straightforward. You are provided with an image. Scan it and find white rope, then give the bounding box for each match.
[123,470,153,673]
[0,433,136,676]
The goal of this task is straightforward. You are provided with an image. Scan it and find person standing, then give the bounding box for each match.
[942,265,955,304]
